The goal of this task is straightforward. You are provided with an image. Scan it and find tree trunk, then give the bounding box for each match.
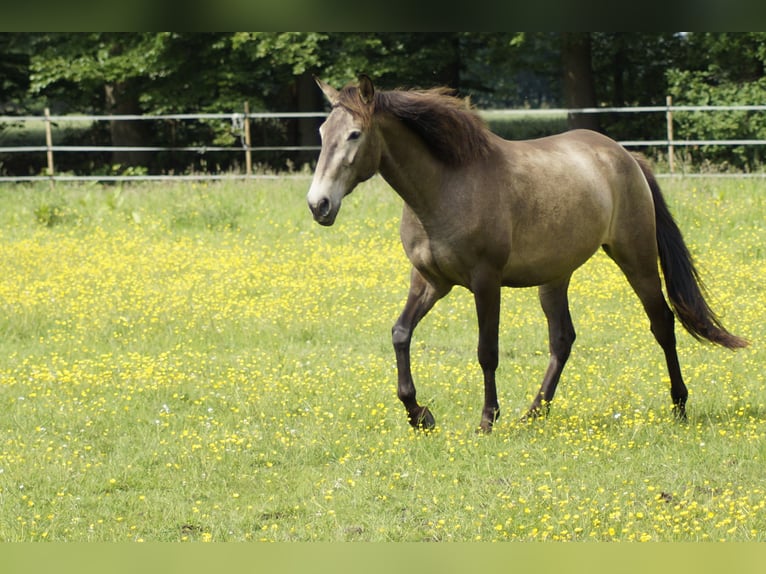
[437,33,462,90]
[561,33,600,131]
[293,70,324,169]
[105,80,152,170]
[612,45,626,106]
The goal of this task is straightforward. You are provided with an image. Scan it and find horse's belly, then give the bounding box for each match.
[501,239,603,287]
[500,190,612,286]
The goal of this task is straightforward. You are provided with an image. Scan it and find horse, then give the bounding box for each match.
[306,75,747,433]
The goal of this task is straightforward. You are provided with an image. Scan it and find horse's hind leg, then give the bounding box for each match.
[392,268,450,429]
[525,277,576,419]
[606,248,688,419]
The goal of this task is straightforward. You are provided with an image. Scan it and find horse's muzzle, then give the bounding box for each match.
[308,196,336,226]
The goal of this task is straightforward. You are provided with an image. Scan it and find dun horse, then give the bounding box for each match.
[307,75,747,432]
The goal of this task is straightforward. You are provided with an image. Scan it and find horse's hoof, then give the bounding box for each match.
[476,423,493,434]
[521,402,550,422]
[476,409,500,434]
[409,406,435,430]
[519,410,539,423]
[673,404,688,422]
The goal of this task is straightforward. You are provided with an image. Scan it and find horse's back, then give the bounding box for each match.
[501,129,654,228]
[507,129,639,178]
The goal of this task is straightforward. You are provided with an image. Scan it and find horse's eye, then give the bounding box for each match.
[348,130,361,141]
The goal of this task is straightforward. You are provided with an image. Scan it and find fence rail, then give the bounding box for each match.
[3,100,766,183]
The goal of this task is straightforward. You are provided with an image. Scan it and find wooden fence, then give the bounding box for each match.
[3,100,766,183]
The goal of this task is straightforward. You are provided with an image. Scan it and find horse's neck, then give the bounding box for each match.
[377,116,445,217]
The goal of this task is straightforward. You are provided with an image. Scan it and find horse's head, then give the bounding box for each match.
[307,75,381,226]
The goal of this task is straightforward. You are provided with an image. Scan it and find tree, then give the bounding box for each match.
[225,32,327,165]
[587,33,686,145]
[7,32,765,174]
[27,32,329,171]
[29,33,170,168]
[665,32,766,170]
[0,33,32,114]
[561,32,599,131]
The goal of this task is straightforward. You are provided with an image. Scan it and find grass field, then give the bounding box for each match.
[0,175,763,542]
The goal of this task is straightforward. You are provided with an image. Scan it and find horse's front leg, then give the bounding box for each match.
[472,271,502,433]
[392,268,449,430]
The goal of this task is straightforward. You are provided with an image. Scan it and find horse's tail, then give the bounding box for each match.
[635,156,748,349]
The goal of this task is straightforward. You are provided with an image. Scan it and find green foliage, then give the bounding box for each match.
[230,32,325,78]
[666,33,766,171]
[29,33,166,91]
[668,75,766,171]
[4,33,766,173]
[0,34,32,113]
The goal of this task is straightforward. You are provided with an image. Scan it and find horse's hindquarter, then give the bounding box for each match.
[497,131,633,287]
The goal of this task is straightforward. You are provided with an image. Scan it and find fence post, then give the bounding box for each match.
[665,95,675,174]
[243,101,252,176]
[44,107,55,187]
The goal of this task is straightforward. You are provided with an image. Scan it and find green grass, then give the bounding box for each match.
[0,175,763,541]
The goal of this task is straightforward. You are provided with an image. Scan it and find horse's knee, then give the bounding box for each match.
[551,327,576,360]
[392,323,410,350]
[477,343,498,372]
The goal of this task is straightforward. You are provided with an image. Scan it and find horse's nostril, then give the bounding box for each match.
[317,197,331,217]
[308,195,337,226]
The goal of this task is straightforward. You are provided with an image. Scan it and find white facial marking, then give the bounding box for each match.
[307,107,365,226]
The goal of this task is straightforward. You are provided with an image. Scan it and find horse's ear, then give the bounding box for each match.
[358,74,375,105]
[314,76,339,106]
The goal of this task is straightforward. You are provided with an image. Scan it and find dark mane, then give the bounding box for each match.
[336,84,492,166]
